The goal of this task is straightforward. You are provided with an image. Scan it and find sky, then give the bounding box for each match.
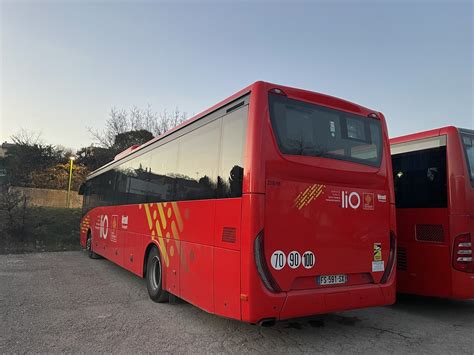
[1,0,473,150]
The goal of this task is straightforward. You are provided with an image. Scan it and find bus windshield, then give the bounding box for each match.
[268,93,383,167]
[460,129,474,185]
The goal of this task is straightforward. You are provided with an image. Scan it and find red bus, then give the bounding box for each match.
[391,126,474,299]
[79,81,396,324]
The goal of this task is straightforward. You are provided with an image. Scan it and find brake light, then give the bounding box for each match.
[453,234,473,273]
[380,231,396,284]
[254,231,281,293]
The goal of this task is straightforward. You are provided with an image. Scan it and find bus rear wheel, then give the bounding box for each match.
[146,247,169,303]
[86,232,100,259]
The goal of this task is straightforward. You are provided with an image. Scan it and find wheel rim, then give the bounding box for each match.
[86,235,91,252]
[150,256,162,290]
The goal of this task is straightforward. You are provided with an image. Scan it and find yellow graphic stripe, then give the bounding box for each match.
[294,184,326,210]
[171,202,183,232]
[157,204,167,229]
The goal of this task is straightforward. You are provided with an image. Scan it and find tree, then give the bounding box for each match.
[4,129,86,191]
[4,138,62,187]
[88,105,188,149]
[75,146,116,172]
[112,129,154,153]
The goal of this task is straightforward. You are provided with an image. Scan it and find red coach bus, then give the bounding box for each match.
[79,81,396,324]
[391,126,474,299]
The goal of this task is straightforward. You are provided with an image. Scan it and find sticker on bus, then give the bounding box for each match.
[373,243,382,261]
[372,260,384,272]
[287,251,301,269]
[270,250,286,270]
[302,251,315,269]
[363,193,375,210]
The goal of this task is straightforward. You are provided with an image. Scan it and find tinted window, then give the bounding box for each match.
[460,130,474,186]
[102,170,116,205]
[115,162,130,205]
[82,98,249,211]
[176,119,220,200]
[149,141,179,202]
[392,147,447,208]
[217,106,247,198]
[127,153,151,204]
[268,94,383,167]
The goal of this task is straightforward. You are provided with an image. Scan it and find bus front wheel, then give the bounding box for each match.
[146,247,169,303]
[86,232,101,259]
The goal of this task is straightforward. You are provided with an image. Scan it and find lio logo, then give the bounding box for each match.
[341,191,361,209]
[99,215,109,239]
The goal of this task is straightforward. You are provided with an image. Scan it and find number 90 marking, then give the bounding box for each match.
[270,250,286,270]
[287,251,301,269]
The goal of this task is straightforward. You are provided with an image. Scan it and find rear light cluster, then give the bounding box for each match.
[380,231,397,283]
[453,234,473,273]
[254,231,281,293]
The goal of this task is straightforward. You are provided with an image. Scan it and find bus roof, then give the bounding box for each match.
[390,126,461,145]
[88,81,379,178]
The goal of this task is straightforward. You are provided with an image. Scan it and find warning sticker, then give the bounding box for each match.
[372,261,385,272]
[373,243,382,261]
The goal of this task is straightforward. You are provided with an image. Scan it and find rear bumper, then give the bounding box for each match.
[452,271,474,300]
[278,282,396,320]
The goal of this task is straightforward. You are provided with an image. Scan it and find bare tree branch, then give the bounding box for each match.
[88,105,188,148]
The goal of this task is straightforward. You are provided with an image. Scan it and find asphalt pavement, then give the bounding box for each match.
[1,251,473,353]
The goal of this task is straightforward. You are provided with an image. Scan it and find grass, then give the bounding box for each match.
[0,207,82,254]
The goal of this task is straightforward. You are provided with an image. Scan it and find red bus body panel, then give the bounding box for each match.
[80,81,396,323]
[391,126,474,300]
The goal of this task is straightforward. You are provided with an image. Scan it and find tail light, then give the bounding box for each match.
[380,231,396,284]
[254,230,281,293]
[453,234,473,273]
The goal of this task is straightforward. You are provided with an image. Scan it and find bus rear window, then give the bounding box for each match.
[268,94,383,167]
[460,130,474,186]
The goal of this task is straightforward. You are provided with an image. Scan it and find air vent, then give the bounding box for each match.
[222,227,236,243]
[416,224,444,243]
[397,247,407,271]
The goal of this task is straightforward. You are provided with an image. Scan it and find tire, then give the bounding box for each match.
[146,247,169,303]
[86,231,101,259]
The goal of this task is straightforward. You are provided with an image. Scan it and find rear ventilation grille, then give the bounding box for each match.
[397,247,407,271]
[416,224,444,243]
[222,227,236,243]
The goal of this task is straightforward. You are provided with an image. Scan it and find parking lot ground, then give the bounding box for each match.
[1,251,473,353]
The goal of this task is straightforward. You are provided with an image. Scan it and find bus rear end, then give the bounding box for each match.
[391,126,474,300]
[242,82,396,323]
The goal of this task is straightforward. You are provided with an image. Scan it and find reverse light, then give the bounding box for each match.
[254,231,281,293]
[453,234,473,273]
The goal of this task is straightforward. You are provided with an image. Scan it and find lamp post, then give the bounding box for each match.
[66,156,75,208]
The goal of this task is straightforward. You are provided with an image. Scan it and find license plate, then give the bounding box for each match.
[318,274,347,285]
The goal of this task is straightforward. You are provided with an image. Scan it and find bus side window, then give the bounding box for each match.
[217,106,248,198]
[127,153,151,204]
[148,140,179,202]
[176,119,220,201]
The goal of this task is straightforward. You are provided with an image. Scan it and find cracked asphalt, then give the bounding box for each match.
[1,251,473,353]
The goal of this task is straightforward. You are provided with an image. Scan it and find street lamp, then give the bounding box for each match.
[66,156,75,208]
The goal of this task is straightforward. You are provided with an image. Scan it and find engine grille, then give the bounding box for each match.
[415,224,444,243]
[397,247,407,271]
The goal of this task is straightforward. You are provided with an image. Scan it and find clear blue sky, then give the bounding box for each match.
[1,0,472,150]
